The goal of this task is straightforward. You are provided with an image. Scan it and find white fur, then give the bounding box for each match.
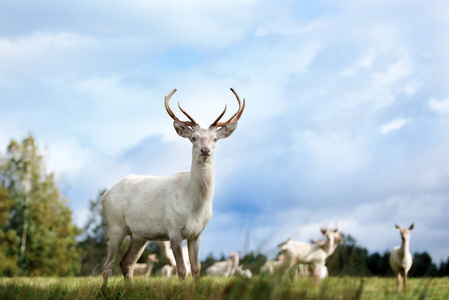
[235,265,252,278]
[206,252,239,277]
[389,224,414,294]
[159,265,175,277]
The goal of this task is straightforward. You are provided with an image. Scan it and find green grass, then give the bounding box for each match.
[0,276,448,300]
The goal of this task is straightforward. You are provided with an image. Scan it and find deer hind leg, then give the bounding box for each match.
[103,227,127,284]
[119,237,148,281]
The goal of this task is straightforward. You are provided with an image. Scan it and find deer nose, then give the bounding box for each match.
[201,147,210,155]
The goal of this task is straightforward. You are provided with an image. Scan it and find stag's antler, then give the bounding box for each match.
[165,89,198,127]
[210,88,245,128]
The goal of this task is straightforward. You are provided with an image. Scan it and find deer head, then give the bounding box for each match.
[320,220,344,244]
[165,88,245,163]
[147,253,159,263]
[395,224,414,242]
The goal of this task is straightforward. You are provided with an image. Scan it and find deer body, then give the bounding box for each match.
[104,170,213,242]
[102,89,245,284]
[279,223,343,283]
[390,224,414,294]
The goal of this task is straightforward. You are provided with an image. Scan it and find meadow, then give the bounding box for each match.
[1,276,448,300]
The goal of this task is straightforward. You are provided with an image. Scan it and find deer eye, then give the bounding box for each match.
[213,138,218,142]
[192,137,197,142]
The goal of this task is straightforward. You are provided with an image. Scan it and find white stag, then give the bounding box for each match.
[279,222,343,283]
[389,224,414,294]
[102,89,245,283]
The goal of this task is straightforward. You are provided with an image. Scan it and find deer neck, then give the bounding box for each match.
[188,155,215,201]
[322,237,336,256]
[400,239,410,256]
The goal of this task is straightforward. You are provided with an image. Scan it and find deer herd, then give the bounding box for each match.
[101,89,415,294]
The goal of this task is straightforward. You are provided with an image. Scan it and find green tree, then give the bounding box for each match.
[0,184,20,276]
[409,252,438,277]
[241,251,267,275]
[78,189,109,275]
[0,135,80,276]
[366,251,393,276]
[437,257,449,277]
[326,234,368,276]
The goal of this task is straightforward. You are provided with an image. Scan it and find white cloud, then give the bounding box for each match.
[0,32,95,59]
[429,98,449,114]
[379,117,410,134]
[295,130,370,177]
[45,138,93,174]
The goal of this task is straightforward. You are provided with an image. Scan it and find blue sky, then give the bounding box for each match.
[1,0,449,262]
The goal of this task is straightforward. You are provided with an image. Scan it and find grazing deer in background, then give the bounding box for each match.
[261,254,284,275]
[389,224,414,294]
[133,254,159,277]
[206,252,240,277]
[278,221,343,283]
[102,89,245,283]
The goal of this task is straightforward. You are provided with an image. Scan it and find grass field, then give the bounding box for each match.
[1,276,448,300]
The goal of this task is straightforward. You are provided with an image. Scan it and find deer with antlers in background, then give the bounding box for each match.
[390,224,414,294]
[102,89,245,283]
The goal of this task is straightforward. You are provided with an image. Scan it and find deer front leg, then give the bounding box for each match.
[188,235,201,278]
[395,271,403,294]
[170,234,187,281]
[312,263,324,284]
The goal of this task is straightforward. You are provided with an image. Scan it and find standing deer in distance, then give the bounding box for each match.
[102,88,245,283]
[390,223,414,294]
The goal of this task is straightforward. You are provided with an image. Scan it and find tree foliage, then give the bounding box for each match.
[0,135,80,276]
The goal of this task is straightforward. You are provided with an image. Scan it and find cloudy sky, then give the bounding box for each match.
[1,0,448,262]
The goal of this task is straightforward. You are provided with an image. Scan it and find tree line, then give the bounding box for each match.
[0,135,448,277]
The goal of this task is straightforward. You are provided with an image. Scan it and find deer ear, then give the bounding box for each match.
[409,223,414,230]
[174,121,193,138]
[216,122,238,139]
[321,229,327,235]
[395,224,401,230]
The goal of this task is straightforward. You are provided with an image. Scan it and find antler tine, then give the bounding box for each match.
[164,89,197,127]
[165,89,178,120]
[209,104,227,128]
[178,102,198,126]
[213,88,245,128]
